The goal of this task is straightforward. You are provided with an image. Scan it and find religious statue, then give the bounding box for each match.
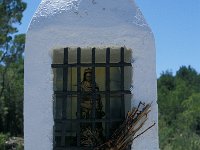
[80,68,105,146]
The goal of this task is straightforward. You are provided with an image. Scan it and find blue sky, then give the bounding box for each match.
[18,0,200,77]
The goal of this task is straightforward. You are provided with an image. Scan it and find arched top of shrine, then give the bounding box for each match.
[29,0,149,31]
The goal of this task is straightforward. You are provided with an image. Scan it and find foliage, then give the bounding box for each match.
[0,0,26,46]
[158,66,200,150]
[0,34,25,135]
[0,133,9,149]
[0,0,26,136]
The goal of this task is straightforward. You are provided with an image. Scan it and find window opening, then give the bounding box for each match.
[52,47,132,149]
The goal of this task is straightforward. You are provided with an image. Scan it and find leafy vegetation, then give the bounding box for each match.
[158,66,200,150]
[0,1,26,149]
[0,133,9,149]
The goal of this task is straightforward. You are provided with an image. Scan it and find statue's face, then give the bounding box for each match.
[85,72,92,82]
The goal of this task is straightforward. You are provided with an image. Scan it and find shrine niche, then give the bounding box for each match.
[52,47,132,148]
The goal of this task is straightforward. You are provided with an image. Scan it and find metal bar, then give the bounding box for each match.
[105,48,110,138]
[120,47,125,118]
[61,47,68,146]
[54,147,81,150]
[54,147,93,150]
[51,62,131,68]
[91,48,96,132]
[76,47,81,146]
[54,90,131,96]
[62,48,68,117]
[54,118,122,124]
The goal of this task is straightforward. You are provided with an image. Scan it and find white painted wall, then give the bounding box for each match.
[24,0,159,149]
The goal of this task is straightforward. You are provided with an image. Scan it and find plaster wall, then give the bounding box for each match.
[24,0,159,149]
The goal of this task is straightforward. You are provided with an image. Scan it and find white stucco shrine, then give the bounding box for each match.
[24,0,159,149]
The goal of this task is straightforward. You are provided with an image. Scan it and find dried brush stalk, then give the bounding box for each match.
[94,102,155,150]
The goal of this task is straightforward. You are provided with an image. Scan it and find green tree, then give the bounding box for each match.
[0,0,26,136]
[0,34,25,135]
[158,66,200,150]
[0,0,26,47]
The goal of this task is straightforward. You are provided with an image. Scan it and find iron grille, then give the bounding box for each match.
[52,47,132,150]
